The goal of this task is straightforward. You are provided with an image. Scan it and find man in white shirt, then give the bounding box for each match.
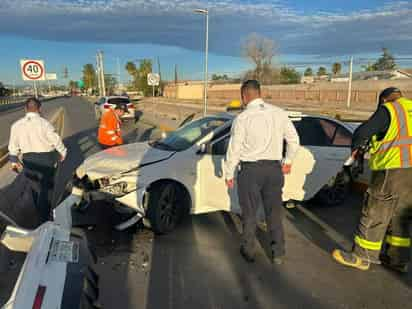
[8,97,67,223]
[224,80,300,264]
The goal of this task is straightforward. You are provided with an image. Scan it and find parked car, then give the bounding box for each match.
[1,196,99,309]
[94,96,135,120]
[69,112,361,234]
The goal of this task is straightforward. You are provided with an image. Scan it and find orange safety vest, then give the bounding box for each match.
[98,109,123,146]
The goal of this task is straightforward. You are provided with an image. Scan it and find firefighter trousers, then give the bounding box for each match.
[353,168,412,266]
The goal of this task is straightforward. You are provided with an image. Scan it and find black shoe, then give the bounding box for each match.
[240,247,255,263]
[381,260,409,273]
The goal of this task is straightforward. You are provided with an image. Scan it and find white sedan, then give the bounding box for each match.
[94,96,136,120]
[71,112,358,234]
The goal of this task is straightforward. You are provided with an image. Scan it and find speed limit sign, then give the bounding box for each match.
[147,73,160,86]
[20,59,45,81]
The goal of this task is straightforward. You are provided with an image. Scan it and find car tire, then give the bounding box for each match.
[316,171,351,206]
[146,182,187,235]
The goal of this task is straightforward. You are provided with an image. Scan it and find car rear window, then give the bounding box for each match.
[108,98,130,105]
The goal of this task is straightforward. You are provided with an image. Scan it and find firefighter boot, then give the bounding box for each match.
[332,249,370,271]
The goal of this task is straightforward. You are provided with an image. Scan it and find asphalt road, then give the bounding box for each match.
[0,97,411,308]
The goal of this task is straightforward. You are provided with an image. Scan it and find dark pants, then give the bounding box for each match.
[237,160,285,257]
[353,168,412,266]
[22,152,59,223]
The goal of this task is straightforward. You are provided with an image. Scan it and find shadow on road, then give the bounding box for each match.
[146,212,331,309]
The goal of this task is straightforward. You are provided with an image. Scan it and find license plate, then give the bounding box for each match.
[49,240,79,263]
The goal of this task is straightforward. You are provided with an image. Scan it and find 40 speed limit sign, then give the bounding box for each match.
[20,59,45,81]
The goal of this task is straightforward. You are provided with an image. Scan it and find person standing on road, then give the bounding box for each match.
[333,87,412,273]
[224,80,300,264]
[97,102,128,149]
[8,97,67,223]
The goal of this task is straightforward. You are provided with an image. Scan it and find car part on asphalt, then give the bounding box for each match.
[1,196,100,309]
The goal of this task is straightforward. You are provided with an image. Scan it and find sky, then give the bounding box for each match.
[0,0,412,85]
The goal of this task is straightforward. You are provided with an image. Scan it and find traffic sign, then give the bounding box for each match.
[77,80,84,88]
[20,59,45,81]
[147,73,160,86]
[46,73,57,80]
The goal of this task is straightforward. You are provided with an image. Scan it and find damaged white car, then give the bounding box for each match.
[70,112,359,234]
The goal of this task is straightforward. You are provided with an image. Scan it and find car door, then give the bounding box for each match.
[284,117,352,201]
[195,128,242,214]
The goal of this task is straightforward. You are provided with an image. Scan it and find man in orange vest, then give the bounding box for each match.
[98,103,128,149]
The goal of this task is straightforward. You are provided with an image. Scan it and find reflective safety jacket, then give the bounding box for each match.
[98,109,123,146]
[369,97,412,170]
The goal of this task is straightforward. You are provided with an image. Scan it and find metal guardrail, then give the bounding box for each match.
[0,97,30,106]
[0,106,65,169]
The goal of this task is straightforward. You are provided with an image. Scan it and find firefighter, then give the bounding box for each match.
[333,87,412,273]
[98,103,128,149]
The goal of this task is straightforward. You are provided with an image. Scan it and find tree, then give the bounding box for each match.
[362,62,376,72]
[212,74,229,81]
[125,62,138,80]
[125,60,153,96]
[68,80,77,90]
[104,74,117,95]
[279,67,300,84]
[304,68,313,76]
[82,64,97,90]
[317,67,328,76]
[332,63,342,75]
[242,33,279,84]
[0,82,10,96]
[373,48,396,71]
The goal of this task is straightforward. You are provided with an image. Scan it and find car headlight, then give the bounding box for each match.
[101,181,128,196]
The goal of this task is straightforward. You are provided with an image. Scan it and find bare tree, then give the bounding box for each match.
[242,33,279,84]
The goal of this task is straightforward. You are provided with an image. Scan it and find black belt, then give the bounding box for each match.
[241,160,280,166]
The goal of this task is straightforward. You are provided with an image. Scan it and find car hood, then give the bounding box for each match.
[76,142,174,180]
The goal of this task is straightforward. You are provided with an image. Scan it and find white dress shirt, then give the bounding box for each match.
[224,98,300,179]
[8,112,67,161]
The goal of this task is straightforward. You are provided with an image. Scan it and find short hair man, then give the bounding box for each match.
[98,103,128,149]
[8,97,67,223]
[224,80,300,264]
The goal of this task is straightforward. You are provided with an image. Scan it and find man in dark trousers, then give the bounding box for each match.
[333,87,412,272]
[224,80,300,264]
[8,97,67,223]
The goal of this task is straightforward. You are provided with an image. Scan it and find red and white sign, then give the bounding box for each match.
[20,59,45,81]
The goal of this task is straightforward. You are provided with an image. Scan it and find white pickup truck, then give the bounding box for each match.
[1,195,100,309]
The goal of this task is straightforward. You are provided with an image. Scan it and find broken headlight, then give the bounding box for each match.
[100,181,128,196]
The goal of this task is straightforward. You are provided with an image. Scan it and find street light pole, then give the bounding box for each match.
[346,56,353,109]
[194,9,209,116]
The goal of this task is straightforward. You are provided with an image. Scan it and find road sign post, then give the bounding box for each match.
[147,73,160,106]
[20,59,45,98]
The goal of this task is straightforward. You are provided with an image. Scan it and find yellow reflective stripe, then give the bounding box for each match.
[386,236,411,247]
[355,236,382,250]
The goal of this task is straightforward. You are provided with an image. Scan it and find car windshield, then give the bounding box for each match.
[108,98,130,105]
[151,117,228,151]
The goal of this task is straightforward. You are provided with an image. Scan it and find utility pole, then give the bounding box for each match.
[346,56,353,109]
[157,56,162,96]
[96,51,106,97]
[117,57,121,91]
[99,51,106,97]
[194,9,209,116]
[96,53,102,96]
